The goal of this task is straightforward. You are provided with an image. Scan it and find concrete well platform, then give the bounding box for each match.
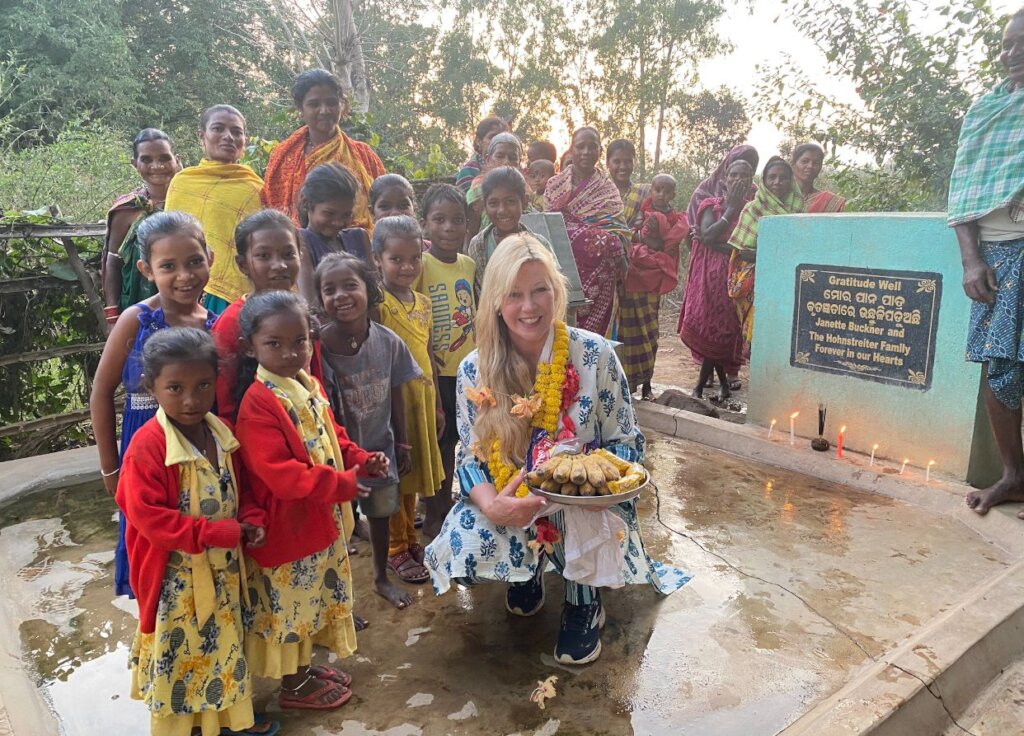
[0,431,1021,736]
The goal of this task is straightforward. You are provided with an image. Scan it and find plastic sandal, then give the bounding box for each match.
[308,664,353,688]
[279,675,352,711]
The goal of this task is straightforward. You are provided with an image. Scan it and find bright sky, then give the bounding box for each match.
[694,0,1018,161]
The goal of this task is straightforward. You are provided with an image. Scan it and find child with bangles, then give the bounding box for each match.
[234,291,387,711]
[315,252,424,608]
[117,327,276,736]
[372,217,446,586]
[417,184,477,538]
[90,211,217,599]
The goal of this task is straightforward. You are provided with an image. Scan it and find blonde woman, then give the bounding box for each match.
[423,234,689,665]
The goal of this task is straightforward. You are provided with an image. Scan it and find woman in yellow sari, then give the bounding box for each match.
[165,105,263,314]
[262,69,386,231]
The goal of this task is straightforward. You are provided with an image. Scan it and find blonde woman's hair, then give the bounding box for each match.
[474,234,568,467]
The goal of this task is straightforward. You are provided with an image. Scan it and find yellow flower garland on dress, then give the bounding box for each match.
[486,321,570,498]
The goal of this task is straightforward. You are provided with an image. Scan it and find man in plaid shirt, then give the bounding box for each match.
[949,8,1024,520]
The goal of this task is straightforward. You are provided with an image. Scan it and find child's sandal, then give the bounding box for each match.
[279,674,352,710]
[408,543,425,565]
[308,664,353,688]
[388,550,429,583]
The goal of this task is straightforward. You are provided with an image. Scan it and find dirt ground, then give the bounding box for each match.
[647,296,750,415]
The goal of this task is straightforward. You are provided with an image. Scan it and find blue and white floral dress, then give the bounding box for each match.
[424,326,691,604]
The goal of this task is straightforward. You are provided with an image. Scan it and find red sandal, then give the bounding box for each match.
[279,675,352,710]
[308,664,353,688]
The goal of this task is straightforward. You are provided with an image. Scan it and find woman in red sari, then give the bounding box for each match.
[262,69,385,231]
[543,127,630,336]
[792,143,846,213]
[678,159,754,397]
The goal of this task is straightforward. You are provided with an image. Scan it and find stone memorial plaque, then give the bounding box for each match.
[790,264,941,390]
[520,212,588,309]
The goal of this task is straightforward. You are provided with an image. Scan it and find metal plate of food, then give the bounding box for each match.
[527,470,648,507]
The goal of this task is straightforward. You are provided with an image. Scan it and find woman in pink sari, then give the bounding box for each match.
[792,143,846,213]
[543,127,630,336]
[678,159,755,397]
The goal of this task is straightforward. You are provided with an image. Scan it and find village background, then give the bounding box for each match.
[0,0,1016,458]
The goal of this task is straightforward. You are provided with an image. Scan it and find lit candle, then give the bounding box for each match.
[768,419,776,440]
[870,443,878,466]
[837,425,846,459]
[900,458,908,475]
[926,459,935,482]
[789,412,799,446]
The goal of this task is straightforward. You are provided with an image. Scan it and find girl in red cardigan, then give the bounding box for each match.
[235,290,387,711]
[116,328,277,736]
[212,208,317,422]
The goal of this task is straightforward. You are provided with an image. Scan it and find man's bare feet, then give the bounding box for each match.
[375,577,413,609]
[966,476,1024,514]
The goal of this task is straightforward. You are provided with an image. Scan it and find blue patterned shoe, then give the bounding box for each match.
[554,596,605,665]
[505,567,545,616]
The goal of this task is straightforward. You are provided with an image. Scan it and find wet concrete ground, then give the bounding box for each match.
[0,432,1018,736]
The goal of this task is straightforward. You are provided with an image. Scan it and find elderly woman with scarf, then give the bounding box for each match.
[678,158,755,397]
[262,68,385,231]
[685,145,760,236]
[544,127,631,336]
[466,132,527,240]
[949,8,1024,520]
[728,156,803,346]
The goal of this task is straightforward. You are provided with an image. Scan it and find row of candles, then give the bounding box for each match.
[765,412,937,481]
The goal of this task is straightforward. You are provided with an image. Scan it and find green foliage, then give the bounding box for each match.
[669,87,750,177]
[0,125,138,221]
[586,0,730,172]
[0,0,141,142]
[756,0,1005,203]
[390,145,456,180]
[0,212,103,459]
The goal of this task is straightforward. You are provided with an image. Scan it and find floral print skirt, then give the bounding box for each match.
[425,496,691,596]
[243,507,357,678]
[129,554,253,736]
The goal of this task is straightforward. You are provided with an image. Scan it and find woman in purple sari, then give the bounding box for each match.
[543,127,630,336]
[679,144,759,390]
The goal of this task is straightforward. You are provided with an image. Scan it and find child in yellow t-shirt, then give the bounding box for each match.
[416,184,477,538]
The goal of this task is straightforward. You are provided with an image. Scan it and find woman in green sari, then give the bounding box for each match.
[101,129,180,327]
[727,156,804,345]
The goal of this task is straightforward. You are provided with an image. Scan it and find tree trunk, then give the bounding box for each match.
[638,55,647,176]
[332,0,369,112]
[653,37,675,171]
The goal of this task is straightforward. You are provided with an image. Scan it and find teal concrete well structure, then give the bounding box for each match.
[747,213,999,485]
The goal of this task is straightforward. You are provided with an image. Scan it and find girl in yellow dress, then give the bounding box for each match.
[116,328,276,736]
[234,291,387,710]
[372,216,446,582]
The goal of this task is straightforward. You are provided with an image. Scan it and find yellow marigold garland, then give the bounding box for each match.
[485,321,570,497]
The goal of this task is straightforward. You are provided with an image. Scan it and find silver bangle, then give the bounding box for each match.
[100,467,119,478]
